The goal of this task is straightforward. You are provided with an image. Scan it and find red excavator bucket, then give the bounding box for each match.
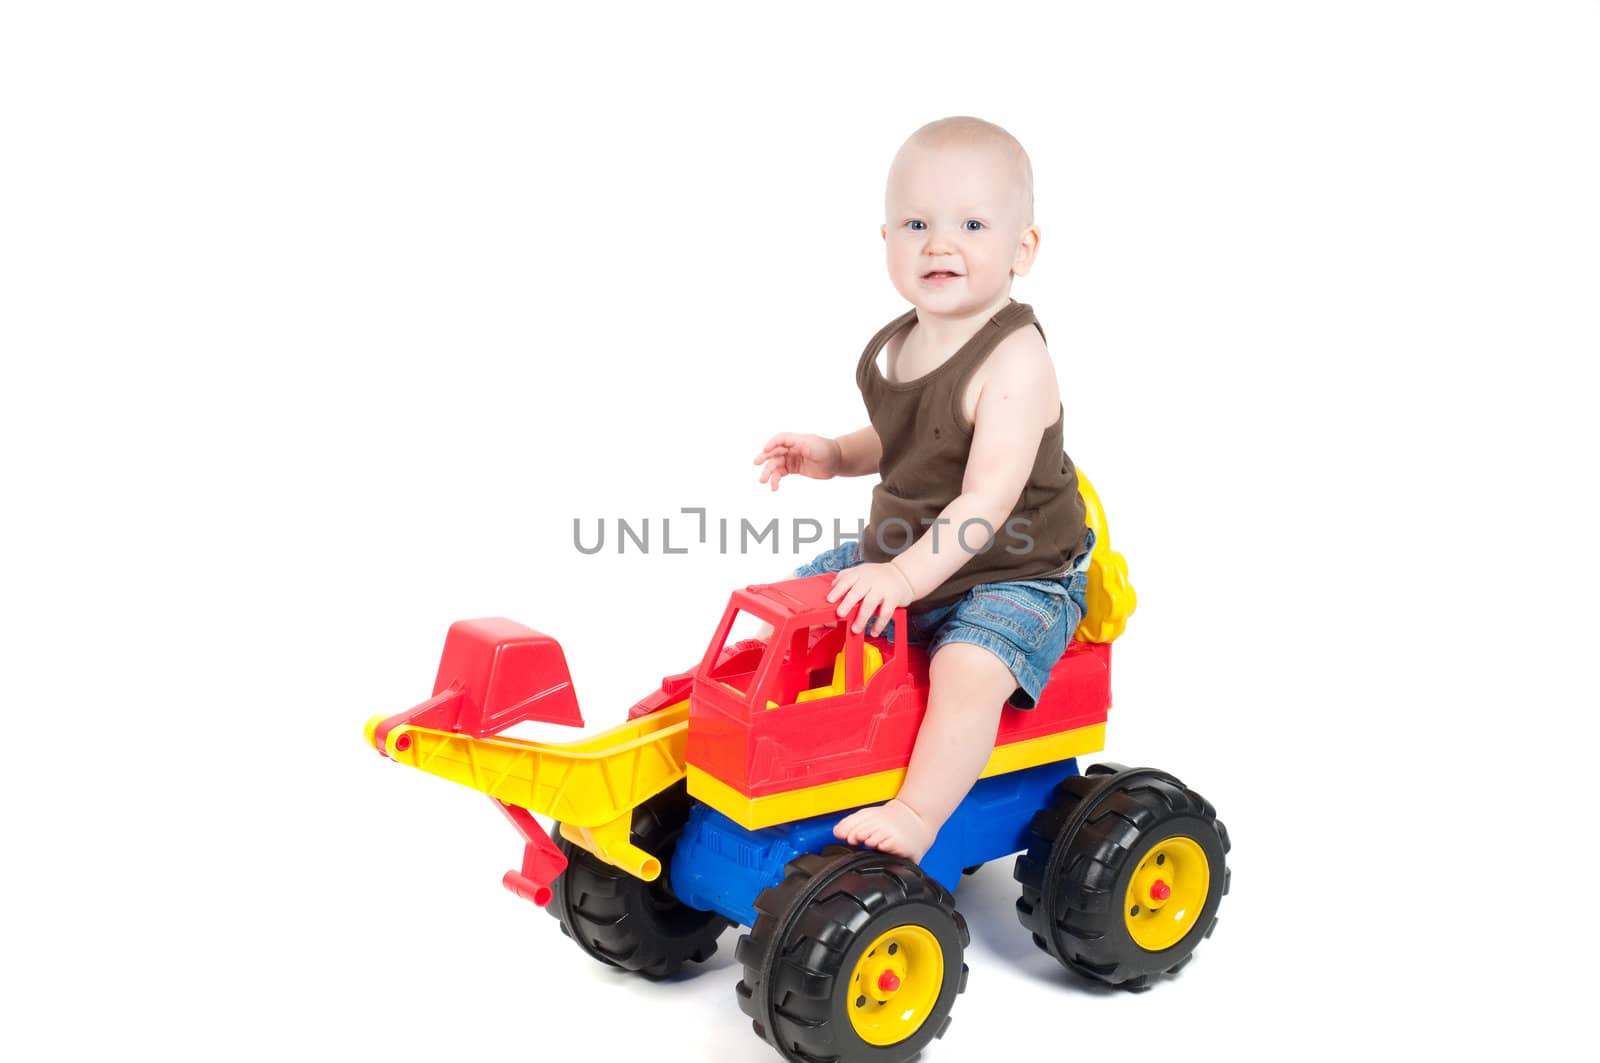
[370,617,583,754]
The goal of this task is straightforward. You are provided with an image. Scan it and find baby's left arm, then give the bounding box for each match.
[893,329,1062,598]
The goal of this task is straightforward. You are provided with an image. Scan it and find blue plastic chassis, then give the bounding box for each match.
[669,758,1081,927]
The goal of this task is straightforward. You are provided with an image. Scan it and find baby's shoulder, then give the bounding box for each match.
[961,321,1059,429]
[979,319,1054,385]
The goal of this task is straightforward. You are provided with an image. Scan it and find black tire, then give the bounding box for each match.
[547,780,731,979]
[1014,763,1230,989]
[736,846,969,1063]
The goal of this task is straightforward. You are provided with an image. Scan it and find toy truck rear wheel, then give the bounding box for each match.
[736,846,969,1063]
[1014,763,1230,989]
[548,781,731,979]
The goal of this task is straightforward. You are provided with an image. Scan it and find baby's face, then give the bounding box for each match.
[881,140,1039,317]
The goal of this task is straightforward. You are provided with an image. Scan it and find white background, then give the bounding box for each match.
[3,2,1596,1060]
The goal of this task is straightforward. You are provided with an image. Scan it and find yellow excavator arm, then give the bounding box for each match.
[366,698,690,881]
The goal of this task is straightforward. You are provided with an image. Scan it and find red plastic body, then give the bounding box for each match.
[626,668,698,720]
[684,574,1111,800]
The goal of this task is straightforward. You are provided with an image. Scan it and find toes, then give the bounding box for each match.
[837,810,873,838]
[836,807,927,855]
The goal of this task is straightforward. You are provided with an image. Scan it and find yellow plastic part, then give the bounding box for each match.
[558,818,660,881]
[687,722,1106,831]
[847,925,944,1046]
[1123,834,1210,951]
[795,644,884,703]
[373,698,691,881]
[1075,472,1137,643]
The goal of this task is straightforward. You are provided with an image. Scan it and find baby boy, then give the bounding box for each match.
[752,116,1094,863]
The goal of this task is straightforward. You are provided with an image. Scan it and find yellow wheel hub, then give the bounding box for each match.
[1124,835,1210,951]
[846,924,944,1045]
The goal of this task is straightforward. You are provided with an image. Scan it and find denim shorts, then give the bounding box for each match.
[790,527,1096,710]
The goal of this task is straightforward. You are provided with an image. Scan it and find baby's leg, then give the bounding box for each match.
[833,642,1016,863]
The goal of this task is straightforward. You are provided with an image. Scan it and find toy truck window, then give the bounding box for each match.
[770,620,895,705]
[773,623,848,705]
[706,608,773,701]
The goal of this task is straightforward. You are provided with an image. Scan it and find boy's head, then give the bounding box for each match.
[881,116,1041,317]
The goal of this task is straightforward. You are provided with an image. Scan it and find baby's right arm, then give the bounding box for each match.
[831,424,882,478]
[754,425,880,491]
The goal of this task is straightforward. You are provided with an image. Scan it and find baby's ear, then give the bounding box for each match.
[1012,224,1042,276]
[880,223,887,241]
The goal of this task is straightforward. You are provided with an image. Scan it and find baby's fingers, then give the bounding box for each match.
[825,569,859,603]
[753,433,797,463]
[834,583,868,624]
[853,590,884,633]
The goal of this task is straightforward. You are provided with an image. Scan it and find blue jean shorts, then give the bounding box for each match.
[791,527,1096,710]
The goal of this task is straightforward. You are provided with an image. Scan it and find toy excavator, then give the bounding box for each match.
[365,475,1230,1063]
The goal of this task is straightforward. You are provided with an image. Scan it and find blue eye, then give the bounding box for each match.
[963,220,984,232]
[906,220,926,231]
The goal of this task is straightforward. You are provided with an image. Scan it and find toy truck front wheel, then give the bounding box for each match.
[547,781,731,979]
[736,847,969,1063]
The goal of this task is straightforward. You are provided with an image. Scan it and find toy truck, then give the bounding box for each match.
[365,477,1229,1063]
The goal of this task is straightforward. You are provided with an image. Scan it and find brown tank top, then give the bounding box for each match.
[854,299,1089,610]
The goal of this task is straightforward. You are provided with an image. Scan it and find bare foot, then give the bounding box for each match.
[833,799,938,863]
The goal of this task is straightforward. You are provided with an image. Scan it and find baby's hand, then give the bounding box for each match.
[753,433,841,491]
[827,561,915,636]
